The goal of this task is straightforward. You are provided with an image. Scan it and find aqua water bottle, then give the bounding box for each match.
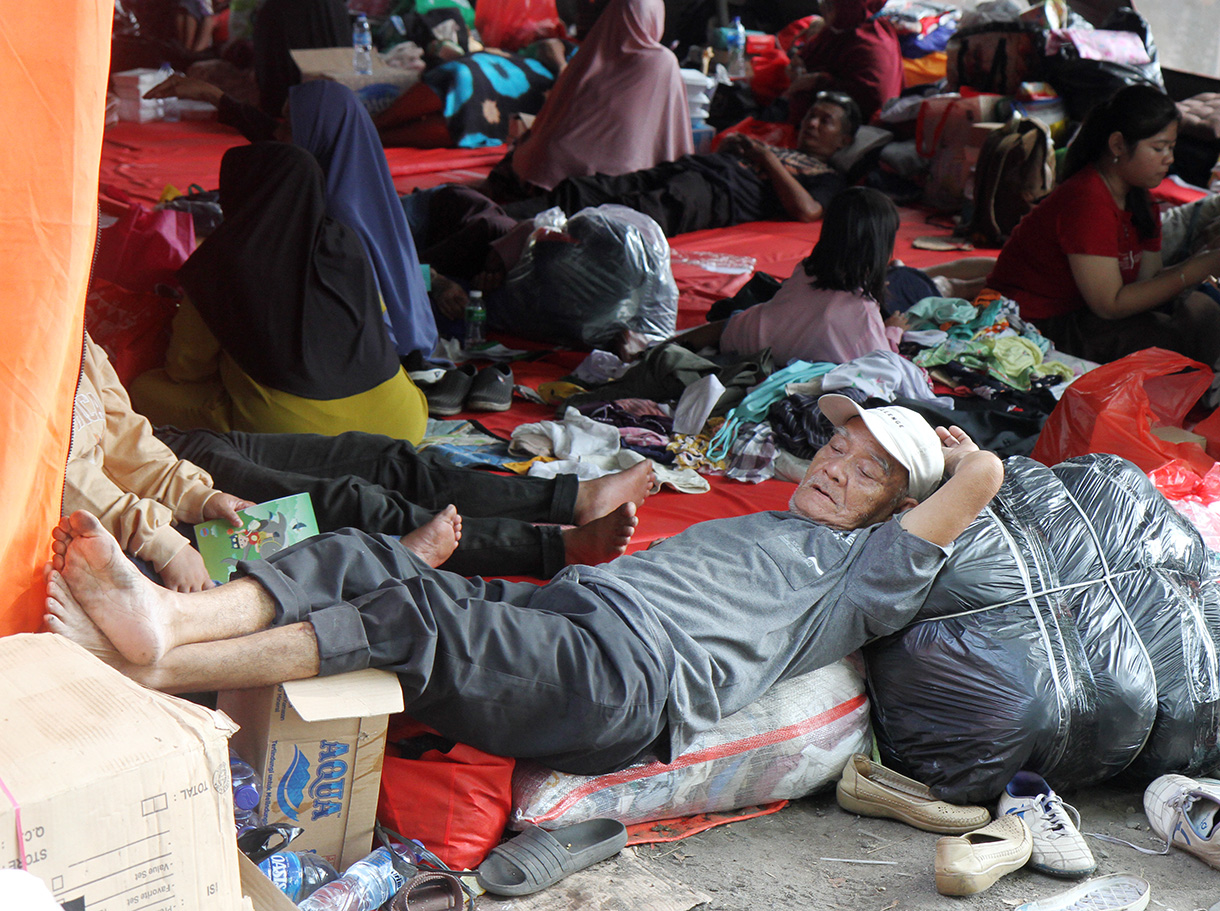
[727,17,747,79]
[353,14,374,75]
[257,851,340,902]
[229,753,261,832]
[297,845,413,911]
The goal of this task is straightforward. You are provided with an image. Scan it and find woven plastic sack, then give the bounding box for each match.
[509,658,869,829]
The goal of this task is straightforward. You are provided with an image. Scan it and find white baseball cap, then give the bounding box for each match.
[817,394,944,501]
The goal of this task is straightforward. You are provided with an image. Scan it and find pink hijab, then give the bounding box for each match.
[510,0,694,191]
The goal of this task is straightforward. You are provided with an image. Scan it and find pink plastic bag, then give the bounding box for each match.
[95,188,195,293]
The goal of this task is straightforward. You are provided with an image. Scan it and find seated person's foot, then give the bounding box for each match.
[572,461,656,526]
[45,511,176,666]
[400,505,463,568]
[561,502,638,566]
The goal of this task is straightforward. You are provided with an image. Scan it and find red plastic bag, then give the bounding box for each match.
[377,717,514,871]
[1031,348,1215,474]
[95,189,195,294]
[84,279,178,386]
[475,0,563,52]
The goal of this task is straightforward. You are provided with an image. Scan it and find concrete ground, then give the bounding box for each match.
[626,783,1220,910]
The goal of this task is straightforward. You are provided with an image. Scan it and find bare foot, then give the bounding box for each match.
[572,461,656,526]
[401,505,463,568]
[44,569,129,669]
[562,502,638,566]
[48,511,176,665]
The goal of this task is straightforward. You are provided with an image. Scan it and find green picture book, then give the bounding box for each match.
[194,492,319,584]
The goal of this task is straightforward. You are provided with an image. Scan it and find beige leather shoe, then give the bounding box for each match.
[935,815,1033,896]
[835,753,991,834]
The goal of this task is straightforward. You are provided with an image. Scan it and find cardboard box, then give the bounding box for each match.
[0,634,244,910]
[220,670,404,871]
[289,47,417,115]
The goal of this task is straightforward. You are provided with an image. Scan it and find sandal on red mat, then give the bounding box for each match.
[475,819,628,897]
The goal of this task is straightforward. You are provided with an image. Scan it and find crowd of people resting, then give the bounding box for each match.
[65,0,1220,876]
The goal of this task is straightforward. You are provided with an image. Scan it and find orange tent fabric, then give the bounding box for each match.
[0,2,109,633]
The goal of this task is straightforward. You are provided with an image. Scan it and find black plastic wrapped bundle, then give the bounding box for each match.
[494,204,678,350]
[867,454,1215,803]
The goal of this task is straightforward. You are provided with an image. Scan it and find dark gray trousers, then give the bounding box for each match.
[157,427,575,578]
[242,529,671,774]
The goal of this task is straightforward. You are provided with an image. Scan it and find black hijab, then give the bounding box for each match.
[252,0,350,115]
[178,142,400,400]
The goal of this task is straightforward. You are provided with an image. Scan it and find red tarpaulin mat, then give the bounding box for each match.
[100,119,506,204]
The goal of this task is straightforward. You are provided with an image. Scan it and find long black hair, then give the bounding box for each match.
[802,186,899,310]
[1063,84,1179,241]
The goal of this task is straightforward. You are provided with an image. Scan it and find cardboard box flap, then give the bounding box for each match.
[282,669,404,722]
[0,635,237,797]
[290,47,397,75]
[240,854,298,911]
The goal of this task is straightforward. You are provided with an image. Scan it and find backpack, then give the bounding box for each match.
[963,117,1055,248]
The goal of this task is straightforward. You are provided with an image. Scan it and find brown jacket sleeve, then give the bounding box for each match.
[63,335,219,571]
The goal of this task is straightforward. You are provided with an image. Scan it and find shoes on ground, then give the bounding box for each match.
[1012,873,1150,911]
[466,363,514,412]
[423,364,477,417]
[1144,773,1220,869]
[401,350,447,386]
[998,770,1096,878]
[835,753,991,834]
[935,815,1033,896]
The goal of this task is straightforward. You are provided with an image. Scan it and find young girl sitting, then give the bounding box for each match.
[676,187,905,365]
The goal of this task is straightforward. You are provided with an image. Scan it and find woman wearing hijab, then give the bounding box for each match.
[252,0,350,116]
[785,0,902,124]
[290,80,440,361]
[131,143,428,442]
[489,0,693,199]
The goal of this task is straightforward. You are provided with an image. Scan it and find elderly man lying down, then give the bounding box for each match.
[45,396,1003,776]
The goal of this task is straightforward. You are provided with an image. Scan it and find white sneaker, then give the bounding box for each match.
[1013,874,1150,911]
[997,771,1096,878]
[1143,774,1220,869]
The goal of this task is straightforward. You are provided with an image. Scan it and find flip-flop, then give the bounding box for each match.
[475,819,628,897]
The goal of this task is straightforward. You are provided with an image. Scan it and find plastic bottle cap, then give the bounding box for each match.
[233,784,260,810]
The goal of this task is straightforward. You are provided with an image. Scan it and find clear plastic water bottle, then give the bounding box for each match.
[230,753,261,832]
[727,17,747,80]
[297,846,412,911]
[1209,153,1220,195]
[464,290,486,351]
[257,851,340,902]
[157,63,179,122]
[352,14,374,76]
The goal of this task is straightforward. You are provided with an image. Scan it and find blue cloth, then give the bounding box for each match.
[290,81,438,359]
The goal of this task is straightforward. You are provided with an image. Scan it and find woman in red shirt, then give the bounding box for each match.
[988,85,1220,365]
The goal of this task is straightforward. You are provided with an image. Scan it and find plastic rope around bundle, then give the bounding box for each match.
[493,205,678,351]
[866,454,1220,804]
